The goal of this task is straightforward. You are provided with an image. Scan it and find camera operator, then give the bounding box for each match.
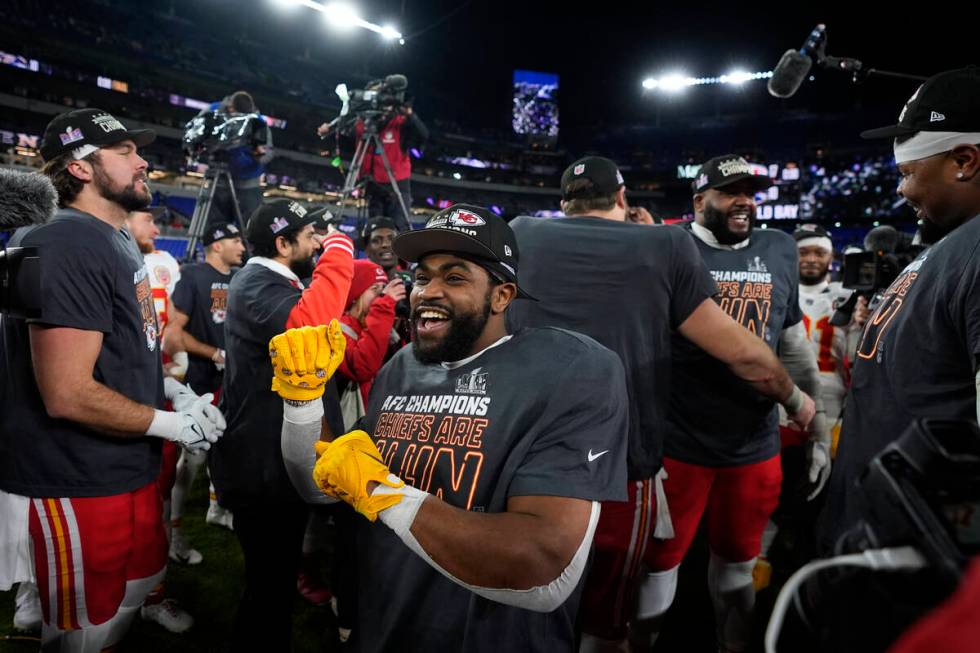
[204,90,273,230]
[317,84,428,232]
[0,108,225,652]
[821,67,980,549]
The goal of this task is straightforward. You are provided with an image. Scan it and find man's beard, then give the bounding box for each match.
[411,294,491,365]
[136,240,154,255]
[799,263,830,285]
[702,202,754,245]
[917,216,956,245]
[289,255,315,280]
[92,162,150,212]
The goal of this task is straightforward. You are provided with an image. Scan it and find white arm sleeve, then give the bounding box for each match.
[779,322,824,415]
[975,369,980,423]
[375,484,600,613]
[280,400,338,505]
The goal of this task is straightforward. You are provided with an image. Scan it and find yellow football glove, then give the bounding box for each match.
[269,320,346,401]
[312,430,405,521]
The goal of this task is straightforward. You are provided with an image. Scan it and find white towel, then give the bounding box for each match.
[0,489,34,590]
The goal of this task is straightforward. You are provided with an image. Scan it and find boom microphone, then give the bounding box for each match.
[0,168,58,230]
[767,24,827,99]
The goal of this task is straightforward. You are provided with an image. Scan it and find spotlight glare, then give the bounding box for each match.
[324,2,359,29]
[642,77,658,90]
[379,24,401,40]
[724,70,752,85]
[659,74,690,93]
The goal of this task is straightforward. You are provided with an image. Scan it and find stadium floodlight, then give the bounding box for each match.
[379,24,401,40]
[643,69,773,92]
[324,2,359,29]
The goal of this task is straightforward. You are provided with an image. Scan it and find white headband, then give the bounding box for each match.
[796,236,833,253]
[71,144,100,160]
[893,131,980,164]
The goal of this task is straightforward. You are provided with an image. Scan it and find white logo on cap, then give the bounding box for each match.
[615,170,624,185]
[227,224,240,234]
[92,113,125,133]
[573,164,585,175]
[449,209,486,227]
[288,202,307,217]
[426,215,449,228]
[718,158,752,177]
[899,85,922,122]
[930,111,946,123]
[270,217,290,234]
[504,245,512,257]
[695,173,709,189]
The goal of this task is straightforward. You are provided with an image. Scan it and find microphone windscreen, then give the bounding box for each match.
[767,49,812,99]
[0,168,58,230]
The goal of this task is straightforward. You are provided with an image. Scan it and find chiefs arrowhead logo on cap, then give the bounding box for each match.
[449,209,486,227]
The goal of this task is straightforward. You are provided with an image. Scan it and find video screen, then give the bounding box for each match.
[512,69,559,138]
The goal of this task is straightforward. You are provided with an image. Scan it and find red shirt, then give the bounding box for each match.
[355,115,411,183]
[338,296,397,404]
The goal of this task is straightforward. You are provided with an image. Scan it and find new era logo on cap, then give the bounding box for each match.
[930,111,946,122]
[449,209,486,227]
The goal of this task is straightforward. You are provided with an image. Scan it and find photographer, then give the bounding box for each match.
[204,90,273,230]
[317,82,428,231]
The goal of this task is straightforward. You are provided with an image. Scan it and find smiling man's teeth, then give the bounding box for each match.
[419,310,448,319]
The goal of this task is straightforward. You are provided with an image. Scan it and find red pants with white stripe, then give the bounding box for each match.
[28,482,167,629]
[579,479,656,640]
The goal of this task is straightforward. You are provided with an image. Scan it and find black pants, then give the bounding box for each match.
[367,178,412,231]
[231,501,308,651]
[208,179,263,232]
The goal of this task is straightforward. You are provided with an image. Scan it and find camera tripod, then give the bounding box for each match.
[184,161,242,262]
[335,119,412,230]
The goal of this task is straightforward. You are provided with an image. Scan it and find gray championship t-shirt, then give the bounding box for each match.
[665,226,803,466]
[0,209,164,497]
[356,327,628,653]
[823,215,980,549]
[507,217,717,480]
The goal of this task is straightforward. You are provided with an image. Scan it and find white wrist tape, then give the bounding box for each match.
[279,400,337,505]
[782,385,805,415]
[376,487,601,613]
[146,409,182,440]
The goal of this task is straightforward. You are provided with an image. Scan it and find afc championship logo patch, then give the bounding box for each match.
[455,367,488,395]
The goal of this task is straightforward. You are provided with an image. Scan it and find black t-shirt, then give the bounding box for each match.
[822,215,980,549]
[0,209,163,497]
[171,262,235,395]
[507,217,717,480]
[356,327,628,653]
[209,262,345,508]
[665,226,803,466]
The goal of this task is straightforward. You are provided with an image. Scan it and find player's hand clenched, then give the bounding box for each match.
[312,431,405,521]
[269,321,346,402]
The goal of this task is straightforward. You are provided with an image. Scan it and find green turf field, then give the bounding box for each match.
[0,473,342,652]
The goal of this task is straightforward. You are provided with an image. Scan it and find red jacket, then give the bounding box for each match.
[355,115,411,183]
[338,295,397,404]
[285,233,355,329]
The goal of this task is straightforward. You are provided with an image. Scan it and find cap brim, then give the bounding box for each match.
[393,229,537,300]
[146,206,168,219]
[101,128,157,149]
[860,124,917,140]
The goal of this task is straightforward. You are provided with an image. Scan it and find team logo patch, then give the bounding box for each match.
[59,126,84,146]
[615,170,624,185]
[504,245,512,257]
[899,85,922,122]
[573,164,585,175]
[270,217,290,234]
[455,367,488,395]
[154,266,172,287]
[718,158,752,177]
[449,209,485,227]
[695,173,708,189]
[288,202,307,217]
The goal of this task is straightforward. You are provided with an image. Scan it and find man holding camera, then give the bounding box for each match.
[317,82,428,232]
[822,67,980,549]
[0,109,225,652]
[204,90,273,230]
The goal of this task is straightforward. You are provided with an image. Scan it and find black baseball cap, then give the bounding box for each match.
[692,155,773,194]
[360,216,399,246]
[861,67,980,139]
[793,223,832,241]
[245,199,319,247]
[40,108,155,162]
[561,156,625,200]
[393,204,535,300]
[307,206,340,230]
[204,222,242,247]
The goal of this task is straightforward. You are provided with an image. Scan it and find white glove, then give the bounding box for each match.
[146,402,224,452]
[805,411,832,501]
[164,377,226,432]
[167,351,189,380]
[212,348,226,372]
